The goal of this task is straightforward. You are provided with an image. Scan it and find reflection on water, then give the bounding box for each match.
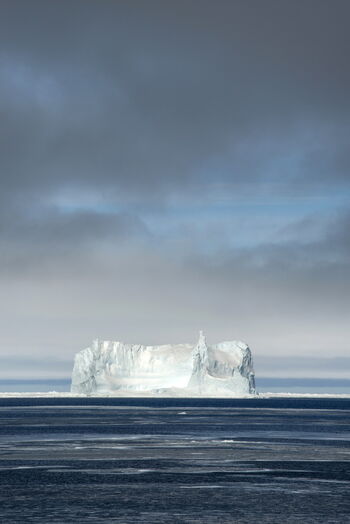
[0,398,349,523]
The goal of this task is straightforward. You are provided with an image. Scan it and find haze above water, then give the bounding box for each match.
[1,378,349,396]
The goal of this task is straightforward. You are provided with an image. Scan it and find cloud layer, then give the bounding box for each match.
[1,1,349,378]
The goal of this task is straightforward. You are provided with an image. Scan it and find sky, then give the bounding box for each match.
[1,0,349,381]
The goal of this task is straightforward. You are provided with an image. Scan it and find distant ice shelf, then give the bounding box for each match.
[70,331,256,397]
[1,392,350,398]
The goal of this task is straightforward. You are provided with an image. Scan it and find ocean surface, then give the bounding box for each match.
[0,398,349,523]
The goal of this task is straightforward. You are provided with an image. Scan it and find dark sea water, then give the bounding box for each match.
[0,398,349,523]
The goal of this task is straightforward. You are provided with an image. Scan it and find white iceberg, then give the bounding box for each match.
[70,331,256,396]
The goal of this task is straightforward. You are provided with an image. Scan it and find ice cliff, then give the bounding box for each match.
[71,331,256,396]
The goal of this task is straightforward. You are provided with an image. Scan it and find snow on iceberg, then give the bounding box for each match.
[71,331,256,396]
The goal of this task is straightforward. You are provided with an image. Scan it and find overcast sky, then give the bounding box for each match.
[1,1,349,380]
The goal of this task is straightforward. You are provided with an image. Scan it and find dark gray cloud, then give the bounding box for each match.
[1,0,349,203]
[0,1,349,379]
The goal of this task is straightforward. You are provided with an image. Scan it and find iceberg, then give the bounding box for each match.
[71,331,256,396]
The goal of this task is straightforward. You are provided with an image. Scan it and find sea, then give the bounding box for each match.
[0,397,349,523]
